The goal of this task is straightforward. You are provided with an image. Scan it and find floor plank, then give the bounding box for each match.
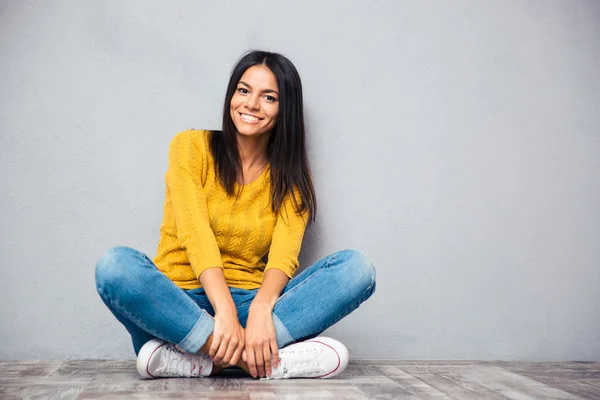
[0,360,599,399]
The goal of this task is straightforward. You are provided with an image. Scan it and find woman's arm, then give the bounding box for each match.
[253,269,289,308]
[245,193,309,377]
[244,268,289,377]
[167,131,243,364]
[199,267,245,367]
[166,130,222,278]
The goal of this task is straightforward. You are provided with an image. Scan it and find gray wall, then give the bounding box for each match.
[1,0,599,361]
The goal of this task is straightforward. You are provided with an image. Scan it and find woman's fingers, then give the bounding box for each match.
[208,332,221,359]
[230,335,244,366]
[263,342,272,376]
[270,338,279,369]
[209,316,246,368]
[213,335,230,364]
[221,334,238,365]
[246,347,258,378]
[254,346,265,378]
[229,347,242,367]
[220,327,244,366]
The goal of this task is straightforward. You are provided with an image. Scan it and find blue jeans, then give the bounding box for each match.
[95,247,376,355]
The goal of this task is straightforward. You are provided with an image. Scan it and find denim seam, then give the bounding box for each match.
[360,273,376,302]
[99,282,215,353]
[99,285,178,342]
[107,295,157,337]
[141,253,156,268]
[303,265,375,330]
[327,286,371,329]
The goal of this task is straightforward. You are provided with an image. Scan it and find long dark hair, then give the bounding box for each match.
[209,50,316,224]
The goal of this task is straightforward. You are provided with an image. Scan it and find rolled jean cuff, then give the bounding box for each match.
[177,309,214,353]
[273,312,294,349]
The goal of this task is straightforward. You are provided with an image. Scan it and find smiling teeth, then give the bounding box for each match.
[241,114,260,122]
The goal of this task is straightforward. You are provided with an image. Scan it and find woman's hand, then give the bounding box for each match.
[199,268,245,368]
[210,308,245,367]
[243,302,279,378]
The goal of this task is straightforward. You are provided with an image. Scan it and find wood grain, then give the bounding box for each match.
[0,360,598,399]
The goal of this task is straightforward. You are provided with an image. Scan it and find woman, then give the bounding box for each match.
[95,50,376,380]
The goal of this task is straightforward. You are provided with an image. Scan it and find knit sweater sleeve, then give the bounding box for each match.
[264,191,308,278]
[166,130,222,278]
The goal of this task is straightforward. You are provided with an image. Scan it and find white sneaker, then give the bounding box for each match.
[136,339,213,379]
[266,337,349,379]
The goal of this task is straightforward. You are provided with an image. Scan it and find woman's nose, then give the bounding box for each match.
[245,94,260,110]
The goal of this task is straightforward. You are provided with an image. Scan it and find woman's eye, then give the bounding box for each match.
[265,95,277,102]
[237,88,249,94]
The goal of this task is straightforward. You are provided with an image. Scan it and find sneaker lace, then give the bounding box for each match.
[278,347,324,378]
[161,345,207,377]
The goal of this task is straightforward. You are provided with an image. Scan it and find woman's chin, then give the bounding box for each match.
[235,127,271,139]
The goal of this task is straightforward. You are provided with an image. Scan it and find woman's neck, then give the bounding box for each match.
[237,133,270,169]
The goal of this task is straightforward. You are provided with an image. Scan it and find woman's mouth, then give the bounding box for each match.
[239,113,262,124]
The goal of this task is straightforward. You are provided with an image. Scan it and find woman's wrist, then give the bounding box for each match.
[249,297,276,313]
[214,298,238,315]
[251,269,289,312]
[199,267,237,315]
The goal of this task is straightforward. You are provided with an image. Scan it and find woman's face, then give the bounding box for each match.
[230,65,279,140]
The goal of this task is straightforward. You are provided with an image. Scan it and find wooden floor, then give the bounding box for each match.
[1,360,599,399]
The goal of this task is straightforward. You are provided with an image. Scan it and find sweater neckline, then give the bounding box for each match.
[236,164,270,189]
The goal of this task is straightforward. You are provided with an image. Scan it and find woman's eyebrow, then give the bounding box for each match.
[239,81,279,95]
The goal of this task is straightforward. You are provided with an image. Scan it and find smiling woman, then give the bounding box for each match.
[95,50,376,380]
[225,64,280,186]
[231,66,279,138]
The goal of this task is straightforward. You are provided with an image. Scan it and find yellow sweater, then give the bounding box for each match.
[153,130,308,290]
